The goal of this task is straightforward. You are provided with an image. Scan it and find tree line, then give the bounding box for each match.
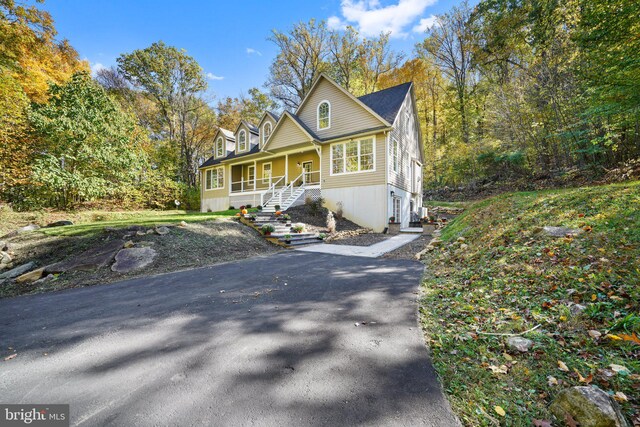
[1,0,638,211]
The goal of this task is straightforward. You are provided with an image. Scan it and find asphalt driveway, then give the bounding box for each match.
[0,252,458,426]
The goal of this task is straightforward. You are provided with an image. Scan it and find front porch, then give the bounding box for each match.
[228,149,321,210]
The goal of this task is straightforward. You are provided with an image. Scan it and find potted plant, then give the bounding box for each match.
[261,224,275,236]
[249,214,257,222]
[317,233,326,240]
[292,223,305,233]
[283,233,292,244]
[388,216,400,235]
[275,204,281,211]
[257,205,262,211]
[246,204,252,209]
[281,214,291,222]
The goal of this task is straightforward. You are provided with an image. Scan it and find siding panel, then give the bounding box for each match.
[267,117,310,151]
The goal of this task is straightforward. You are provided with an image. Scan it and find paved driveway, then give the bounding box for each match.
[0,252,458,426]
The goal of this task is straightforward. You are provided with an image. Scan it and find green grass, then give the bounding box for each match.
[420,181,639,426]
[39,209,256,237]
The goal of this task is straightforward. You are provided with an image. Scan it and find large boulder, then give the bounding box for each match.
[0,261,37,280]
[550,386,630,427]
[44,239,124,274]
[111,247,157,273]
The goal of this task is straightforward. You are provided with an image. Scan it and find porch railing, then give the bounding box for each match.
[231,175,285,194]
[260,175,286,207]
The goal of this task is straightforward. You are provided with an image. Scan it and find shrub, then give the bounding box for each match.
[246,204,252,209]
[261,224,275,234]
[257,205,262,210]
[292,223,305,233]
[307,196,325,216]
[275,204,281,210]
[326,211,336,233]
[228,206,235,210]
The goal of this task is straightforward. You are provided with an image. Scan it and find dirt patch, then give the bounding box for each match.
[285,204,362,232]
[326,233,390,247]
[1,219,281,298]
[382,235,432,260]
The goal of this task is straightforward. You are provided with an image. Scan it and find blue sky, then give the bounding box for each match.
[38,0,465,100]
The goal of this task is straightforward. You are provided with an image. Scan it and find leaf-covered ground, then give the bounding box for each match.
[420,181,639,426]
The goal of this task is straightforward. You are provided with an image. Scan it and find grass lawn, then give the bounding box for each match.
[0,208,257,237]
[420,181,639,425]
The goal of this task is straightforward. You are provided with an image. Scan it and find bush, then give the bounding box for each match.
[306,196,325,216]
[292,223,305,233]
[246,204,252,209]
[228,206,235,210]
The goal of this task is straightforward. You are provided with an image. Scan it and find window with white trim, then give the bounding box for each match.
[318,101,330,130]
[391,138,399,173]
[262,122,272,145]
[330,138,374,175]
[238,130,247,151]
[215,137,224,158]
[262,162,272,183]
[205,166,224,190]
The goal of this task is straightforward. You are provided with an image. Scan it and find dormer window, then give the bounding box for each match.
[317,101,330,130]
[215,137,224,158]
[262,122,272,146]
[238,130,247,151]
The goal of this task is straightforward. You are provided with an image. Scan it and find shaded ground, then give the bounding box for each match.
[327,233,390,247]
[1,219,280,298]
[0,252,459,426]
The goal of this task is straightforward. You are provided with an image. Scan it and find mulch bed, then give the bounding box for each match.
[285,205,362,232]
[326,233,390,247]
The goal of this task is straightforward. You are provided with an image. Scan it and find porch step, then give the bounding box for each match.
[271,232,315,238]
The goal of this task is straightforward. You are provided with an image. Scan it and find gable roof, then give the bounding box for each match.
[213,127,235,142]
[234,120,259,136]
[295,73,391,127]
[200,143,261,168]
[358,82,412,124]
[261,111,317,151]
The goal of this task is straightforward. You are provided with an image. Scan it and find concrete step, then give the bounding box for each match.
[271,232,315,238]
[285,237,324,247]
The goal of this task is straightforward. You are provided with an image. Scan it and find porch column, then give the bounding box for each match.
[285,154,289,184]
[253,160,257,191]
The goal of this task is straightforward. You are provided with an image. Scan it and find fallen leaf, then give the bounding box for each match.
[574,368,593,384]
[606,334,622,340]
[588,330,602,339]
[591,294,597,301]
[494,406,506,417]
[558,360,570,371]
[565,413,579,427]
[619,333,640,345]
[613,391,628,402]
[489,365,508,374]
[4,354,16,361]
[547,375,559,386]
[533,420,552,427]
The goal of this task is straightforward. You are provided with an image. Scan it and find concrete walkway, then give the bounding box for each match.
[296,233,420,257]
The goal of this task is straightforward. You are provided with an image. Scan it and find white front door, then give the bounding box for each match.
[302,161,313,184]
[248,165,255,189]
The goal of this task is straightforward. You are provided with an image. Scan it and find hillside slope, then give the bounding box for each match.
[421,181,639,425]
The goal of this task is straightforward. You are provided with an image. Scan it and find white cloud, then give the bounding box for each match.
[246,48,262,56]
[90,62,106,76]
[330,0,438,38]
[206,72,224,81]
[327,16,347,31]
[412,14,438,33]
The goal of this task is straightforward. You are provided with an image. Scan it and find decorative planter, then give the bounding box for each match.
[388,223,400,235]
[422,223,437,234]
[284,240,291,244]
[264,232,271,236]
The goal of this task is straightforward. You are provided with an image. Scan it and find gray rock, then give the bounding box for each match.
[33,274,55,285]
[571,304,587,315]
[155,226,170,235]
[550,386,630,427]
[46,220,73,228]
[506,336,533,352]
[0,251,11,265]
[543,226,583,237]
[18,224,40,233]
[111,247,157,273]
[0,261,37,280]
[134,241,155,248]
[123,240,135,248]
[0,240,7,251]
[44,239,124,274]
[16,267,45,284]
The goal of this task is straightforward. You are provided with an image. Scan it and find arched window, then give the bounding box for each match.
[238,130,247,151]
[262,122,272,145]
[317,101,330,130]
[215,137,224,157]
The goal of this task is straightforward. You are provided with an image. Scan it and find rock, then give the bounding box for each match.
[430,239,443,247]
[155,226,170,235]
[457,237,466,242]
[179,221,188,227]
[0,240,7,251]
[123,240,135,248]
[15,267,45,284]
[134,241,155,248]
[18,224,40,233]
[136,230,146,236]
[146,229,155,235]
[460,243,469,250]
[0,261,37,280]
[550,386,630,427]
[571,304,587,315]
[0,251,11,265]
[45,220,73,228]
[33,274,55,285]
[506,336,533,352]
[543,226,583,238]
[111,247,157,273]
[44,239,124,274]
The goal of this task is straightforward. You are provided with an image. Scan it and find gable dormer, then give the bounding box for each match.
[234,121,259,154]
[257,111,279,148]
[213,128,235,159]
